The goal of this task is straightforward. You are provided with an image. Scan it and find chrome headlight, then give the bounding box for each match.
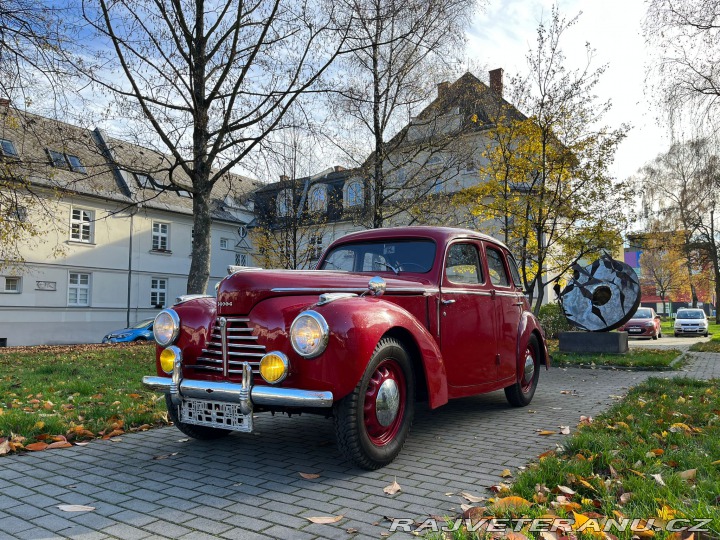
[154,309,180,346]
[290,310,329,358]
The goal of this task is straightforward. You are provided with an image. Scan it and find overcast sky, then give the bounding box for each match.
[467,0,667,182]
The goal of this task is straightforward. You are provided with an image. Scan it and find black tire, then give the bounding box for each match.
[165,395,232,440]
[704,333,709,337]
[658,331,662,338]
[652,333,658,340]
[505,334,540,407]
[674,333,679,337]
[334,337,415,470]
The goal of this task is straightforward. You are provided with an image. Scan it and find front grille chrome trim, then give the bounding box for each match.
[195,316,267,377]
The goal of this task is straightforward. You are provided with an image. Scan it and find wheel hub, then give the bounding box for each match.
[375,379,400,427]
[523,352,535,386]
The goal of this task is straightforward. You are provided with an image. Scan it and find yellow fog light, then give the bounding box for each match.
[160,346,181,374]
[259,352,289,384]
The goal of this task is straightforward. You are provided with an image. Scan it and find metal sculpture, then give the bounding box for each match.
[558,254,641,332]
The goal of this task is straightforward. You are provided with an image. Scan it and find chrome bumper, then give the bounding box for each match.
[143,369,334,409]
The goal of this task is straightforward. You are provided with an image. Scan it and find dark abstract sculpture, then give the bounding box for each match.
[558,254,641,332]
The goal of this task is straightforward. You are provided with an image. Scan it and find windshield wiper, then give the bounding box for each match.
[376,262,399,275]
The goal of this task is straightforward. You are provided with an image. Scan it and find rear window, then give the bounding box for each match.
[676,310,705,319]
[320,239,436,273]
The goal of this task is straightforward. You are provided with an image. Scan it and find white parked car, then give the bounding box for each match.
[674,308,709,337]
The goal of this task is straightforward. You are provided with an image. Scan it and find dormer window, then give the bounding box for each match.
[47,150,86,173]
[0,139,18,157]
[277,189,292,217]
[136,173,157,190]
[66,155,86,173]
[47,149,67,168]
[345,180,364,207]
[308,185,327,212]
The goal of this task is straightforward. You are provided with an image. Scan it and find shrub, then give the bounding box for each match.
[538,302,573,338]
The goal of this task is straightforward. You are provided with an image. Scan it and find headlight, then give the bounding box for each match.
[159,346,181,374]
[259,352,289,384]
[290,310,329,358]
[645,322,655,327]
[116,333,130,338]
[154,309,180,346]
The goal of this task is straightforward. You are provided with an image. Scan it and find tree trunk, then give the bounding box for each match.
[187,189,212,294]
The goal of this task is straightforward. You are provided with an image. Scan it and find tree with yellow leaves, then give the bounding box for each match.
[458,8,630,313]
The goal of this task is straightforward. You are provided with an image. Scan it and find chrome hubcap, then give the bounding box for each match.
[375,379,400,427]
[523,353,535,386]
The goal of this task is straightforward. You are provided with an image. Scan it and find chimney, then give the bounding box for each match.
[279,174,289,182]
[489,68,503,97]
[437,81,450,99]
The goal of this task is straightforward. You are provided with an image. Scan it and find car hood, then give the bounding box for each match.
[624,318,654,325]
[217,269,433,316]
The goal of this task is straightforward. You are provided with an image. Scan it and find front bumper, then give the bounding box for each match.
[623,326,655,337]
[675,327,707,335]
[143,375,334,408]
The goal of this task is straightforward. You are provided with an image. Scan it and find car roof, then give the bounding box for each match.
[331,226,510,251]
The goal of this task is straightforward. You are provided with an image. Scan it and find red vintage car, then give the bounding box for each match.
[143,227,549,469]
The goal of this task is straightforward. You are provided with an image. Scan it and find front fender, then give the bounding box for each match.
[154,297,217,376]
[248,296,448,408]
[516,311,550,374]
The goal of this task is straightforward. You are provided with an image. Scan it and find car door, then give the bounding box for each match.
[439,241,498,387]
[484,245,524,381]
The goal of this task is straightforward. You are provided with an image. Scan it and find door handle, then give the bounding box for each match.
[513,302,524,306]
[441,299,456,305]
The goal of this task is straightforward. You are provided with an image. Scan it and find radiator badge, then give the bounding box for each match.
[218,301,233,307]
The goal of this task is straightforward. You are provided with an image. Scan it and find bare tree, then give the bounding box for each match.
[327,0,477,228]
[77,0,350,293]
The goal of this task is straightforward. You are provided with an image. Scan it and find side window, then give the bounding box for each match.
[486,247,510,287]
[507,255,522,288]
[323,248,355,271]
[446,243,483,285]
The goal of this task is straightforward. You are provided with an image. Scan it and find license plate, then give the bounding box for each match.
[629,328,642,333]
[180,398,253,432]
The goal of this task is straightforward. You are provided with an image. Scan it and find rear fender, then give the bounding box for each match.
[516,311,550,377]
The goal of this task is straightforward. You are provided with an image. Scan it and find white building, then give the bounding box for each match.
[0,105,258,346]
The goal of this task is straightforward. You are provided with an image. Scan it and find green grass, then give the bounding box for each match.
[550,344,682,369]
[0,343,168,452]
[429,377,720,539]
[690,333,720,353]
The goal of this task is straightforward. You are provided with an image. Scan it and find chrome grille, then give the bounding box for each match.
[195,317,265,377]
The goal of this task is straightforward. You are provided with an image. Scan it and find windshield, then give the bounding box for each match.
[633,308,653,319]
[132,319,154,329]
[320,239,436,274]
[676,310,705,320]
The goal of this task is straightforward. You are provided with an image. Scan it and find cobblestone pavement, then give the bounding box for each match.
[1,354,719,540]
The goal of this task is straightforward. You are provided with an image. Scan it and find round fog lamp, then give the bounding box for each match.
[160,346,181,374]
[259,352,289,384]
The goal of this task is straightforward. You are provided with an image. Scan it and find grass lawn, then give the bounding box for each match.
[0,343,168,454]
[549,342,682,369]
[430,377,720,539]
[690,334,720,353]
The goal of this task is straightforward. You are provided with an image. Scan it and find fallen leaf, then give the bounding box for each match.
[490,483,511,493]
[152,452,178,460]
[678,469,696,480]
[651,473,666,486]
[46,441,72,450]
[538,450,556,460]
[58,505,95,512]
[346,528,358,534]
[0,439,10,455]
[620,492,632,505]
[461,492,486,503]
[492,496,531,510]
[307,515,343,524]
[25,442,48,451]
[537,430,556,436]
[75,442,89,446]
[128,393,142,399]
[711,460,720,465]
[500,469,513,478]
[506,532,529,540]
[33,421,45,430]
[299,472,321,480]
[556,485,576,496]
[460,503,473,512]
[559,426,570,435]
[383,478,401,495]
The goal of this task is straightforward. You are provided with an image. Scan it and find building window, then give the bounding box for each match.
[235,253,247,266]
[68,272,90,306]
[136,173,157,189]
[309,235,323,260]
[277,189,292,217]
[220,238,229,249]
[3,276,21,293]
[70,208,93,243]
[151,278,167,308]
[0,139,18,157]
[177,189,192,198]
[66,154,86,173]
[48,149,67,168]
[152,222,170,251]
[308,185,327,213]
[346,181,364,207]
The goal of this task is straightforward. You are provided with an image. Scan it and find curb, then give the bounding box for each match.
[555,351,687,372]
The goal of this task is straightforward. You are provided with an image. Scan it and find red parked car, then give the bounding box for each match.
[618,307,662,339]
[143,227,549,469]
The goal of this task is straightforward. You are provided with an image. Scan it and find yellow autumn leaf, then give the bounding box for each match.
[571,512,604,537]
[538,430,556,436]
[657,505,676,521]
[500,469,513,478]
[492,496,532,510]
[711,460,720,465]
[33,421,45,430]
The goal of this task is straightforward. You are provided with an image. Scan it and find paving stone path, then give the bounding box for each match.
[1,352,719,540]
